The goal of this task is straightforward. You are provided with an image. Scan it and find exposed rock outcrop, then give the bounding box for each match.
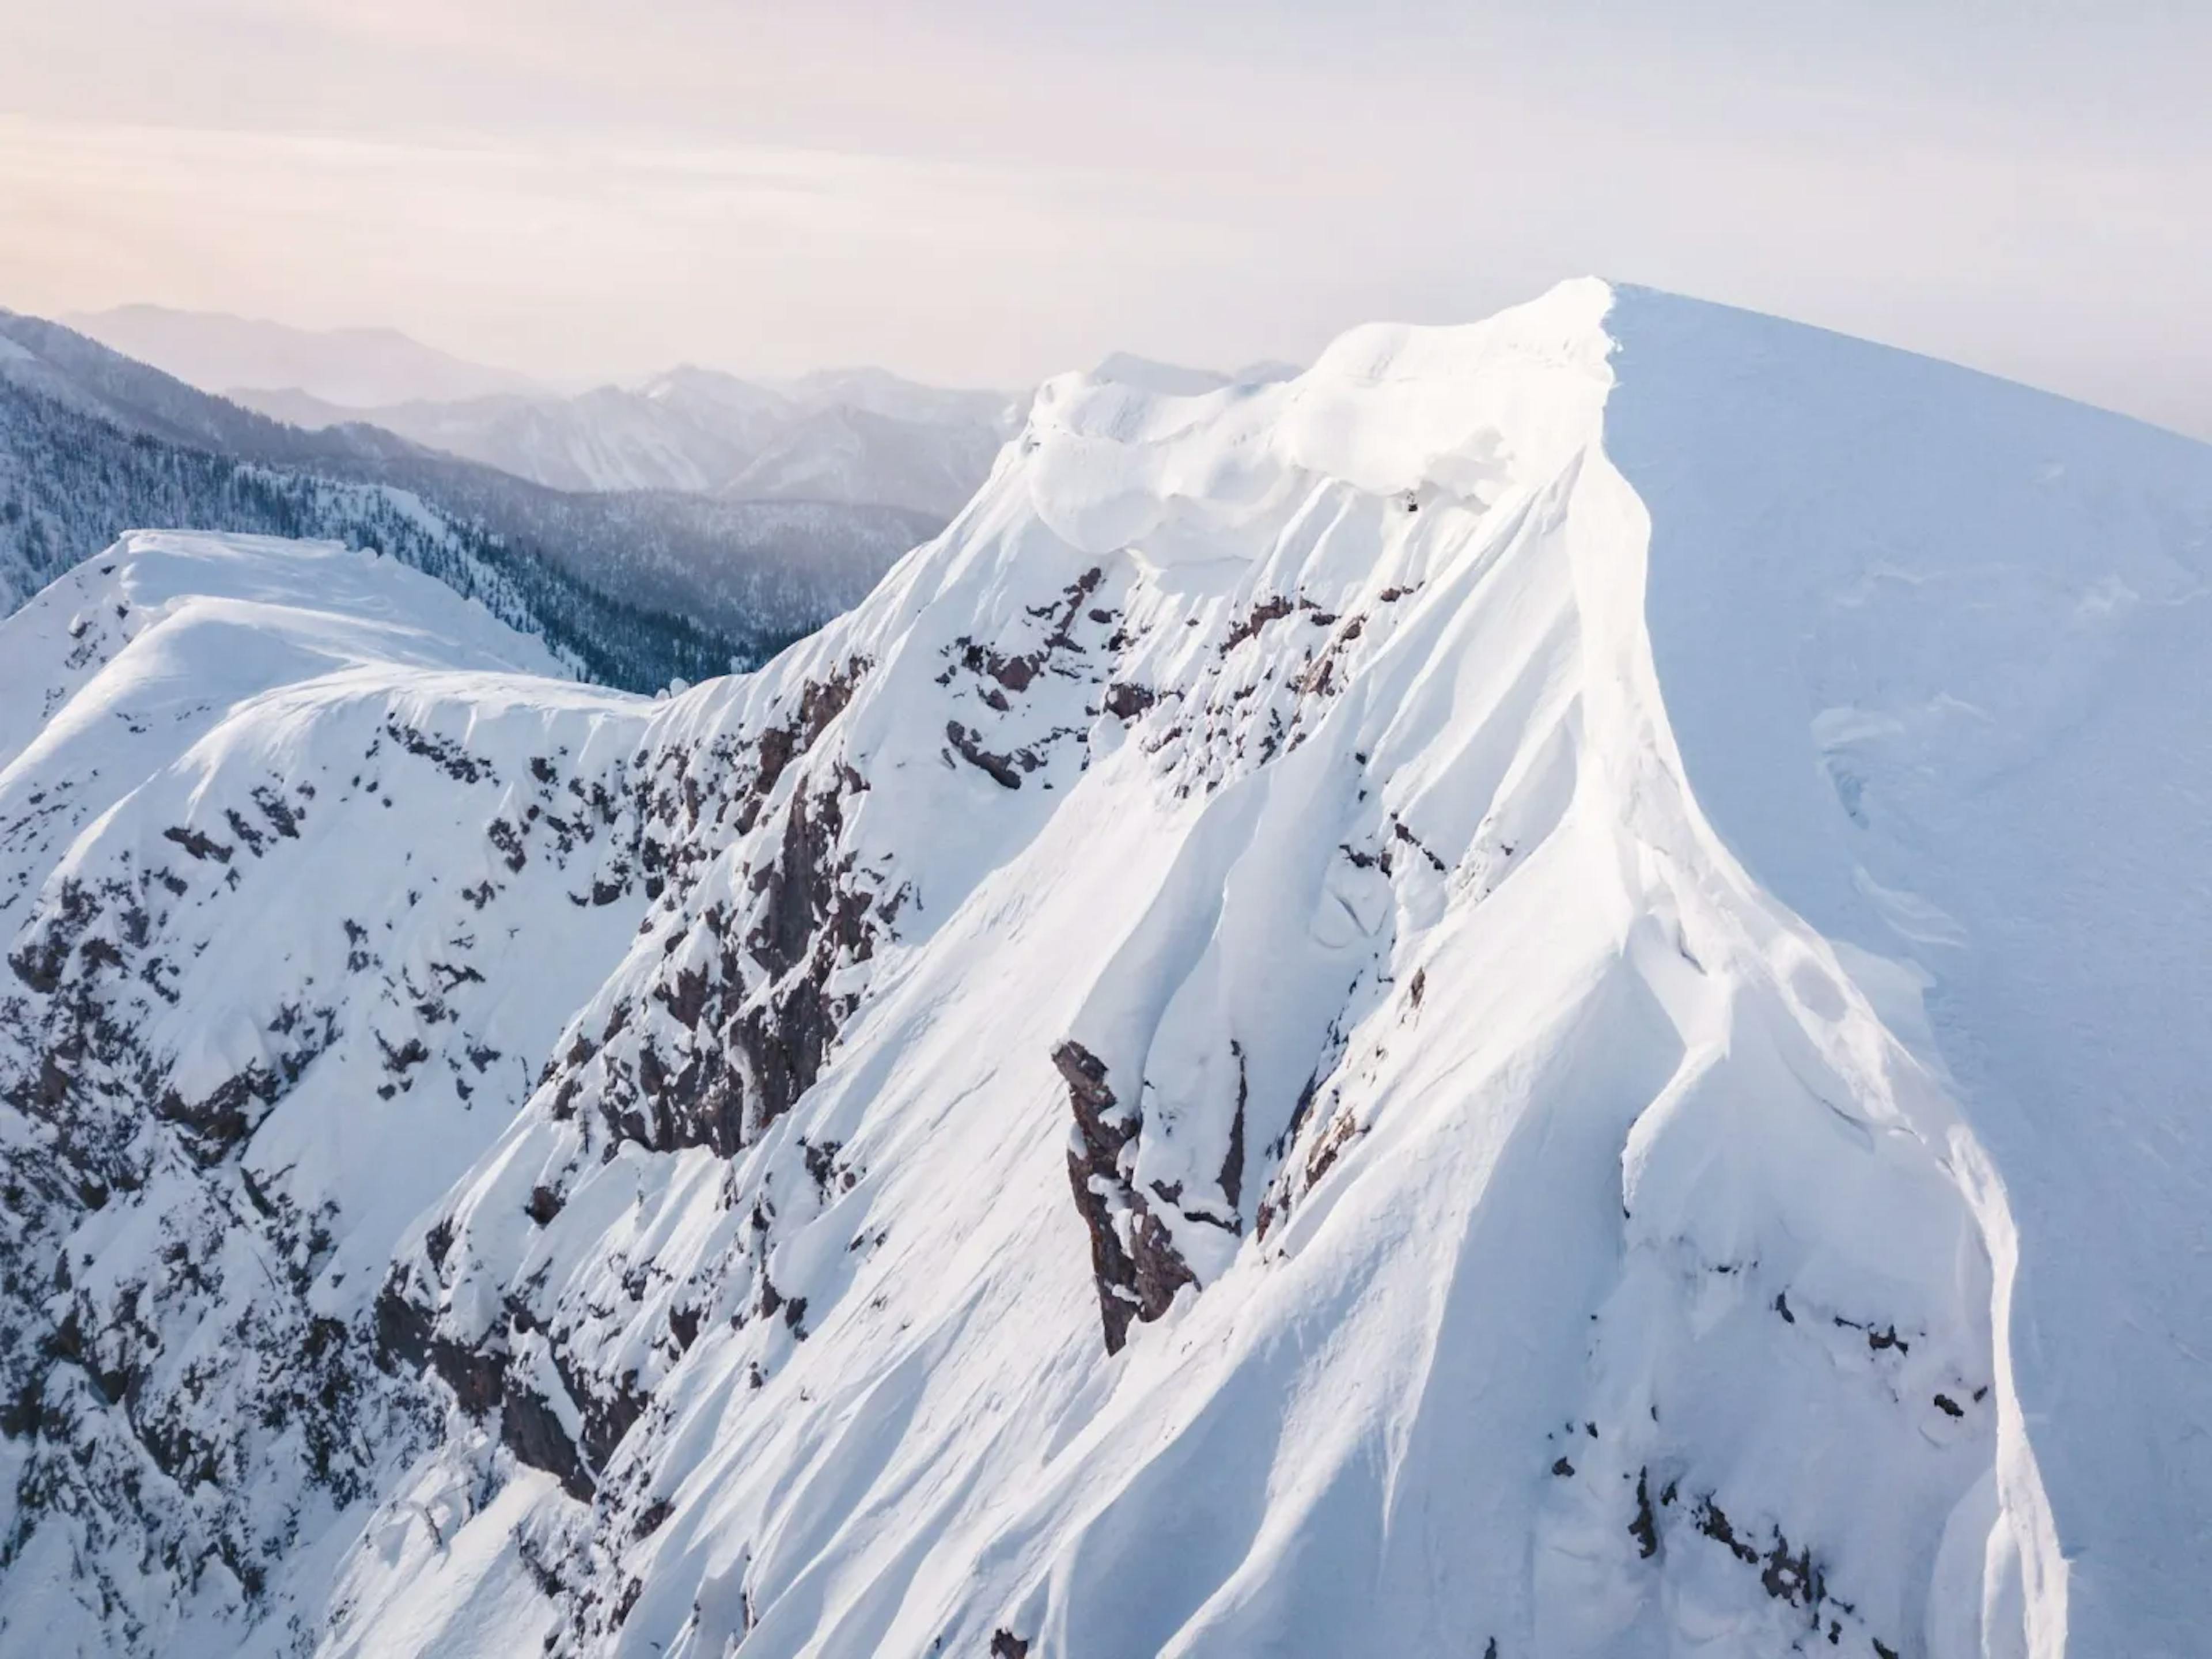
[1055,1040,1196,1354]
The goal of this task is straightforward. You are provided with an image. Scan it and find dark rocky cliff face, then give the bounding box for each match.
[372,660,893,1524]
[1055,1039,1196,1355]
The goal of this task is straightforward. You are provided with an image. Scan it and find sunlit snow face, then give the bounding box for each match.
[1022,289,1611,567]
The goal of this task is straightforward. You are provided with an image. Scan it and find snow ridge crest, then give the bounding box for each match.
[20,278,2212,1657]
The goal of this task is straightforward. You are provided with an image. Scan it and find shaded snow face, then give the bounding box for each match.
[7,283,2210,1659]
[1604,286,2212,1657]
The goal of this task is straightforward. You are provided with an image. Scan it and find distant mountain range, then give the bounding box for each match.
[65,304,546,408]
[230,370,1022,514]
[71,306,1029,516]
[0,312,940,691]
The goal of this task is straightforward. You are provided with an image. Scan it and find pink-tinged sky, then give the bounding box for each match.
[3,1,2207,435]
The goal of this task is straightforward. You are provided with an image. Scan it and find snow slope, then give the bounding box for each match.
[1603,289,2212,1654]
[0,531,581,929]
[5,283,2210,1659]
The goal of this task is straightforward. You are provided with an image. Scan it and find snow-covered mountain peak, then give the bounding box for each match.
[0,529,569,778]
[1080,353,1298,400]
[1031,278,1613,560]
[5,283,2211,1658]
[637,366,791,421]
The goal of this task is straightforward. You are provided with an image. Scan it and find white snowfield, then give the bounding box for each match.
[0,533,575,926]
[2,282,2209,1659]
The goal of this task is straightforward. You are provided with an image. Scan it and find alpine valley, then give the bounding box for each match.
[0,312,948,693]
[3,281,2210,1659]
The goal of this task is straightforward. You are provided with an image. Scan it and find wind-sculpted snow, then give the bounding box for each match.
[5,284,2211,1658]
[1600,289,2212,1657]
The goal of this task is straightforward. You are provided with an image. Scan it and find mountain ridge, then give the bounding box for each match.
[2,280,2209,1657]
[226,367,1026,514]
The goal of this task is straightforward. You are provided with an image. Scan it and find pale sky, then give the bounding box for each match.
[3,1,2208,435]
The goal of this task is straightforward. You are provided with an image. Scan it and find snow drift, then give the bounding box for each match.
[3,282,2210,1659]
